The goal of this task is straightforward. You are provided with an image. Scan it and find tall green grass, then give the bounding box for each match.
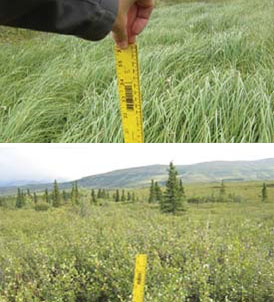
[0,0,273,142]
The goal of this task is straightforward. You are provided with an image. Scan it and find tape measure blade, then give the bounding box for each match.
[132,254,147,302]
[114,44,144,143]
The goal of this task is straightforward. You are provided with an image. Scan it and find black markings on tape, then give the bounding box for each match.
[124,83,134,111]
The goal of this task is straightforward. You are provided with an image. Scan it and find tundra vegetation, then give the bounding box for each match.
[0,173,273,301]
[0,0,273,142]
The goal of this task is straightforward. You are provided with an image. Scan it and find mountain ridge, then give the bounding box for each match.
[0,158,274,195]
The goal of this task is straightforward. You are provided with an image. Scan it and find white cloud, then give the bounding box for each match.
[0,143,273,182]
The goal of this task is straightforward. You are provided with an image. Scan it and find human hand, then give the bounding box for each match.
[112,0,154,49]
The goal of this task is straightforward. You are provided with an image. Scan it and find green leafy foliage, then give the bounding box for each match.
[34,202,50,211]
[0,201,273,301]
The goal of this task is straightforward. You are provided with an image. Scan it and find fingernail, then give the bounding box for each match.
[118,42,128,49]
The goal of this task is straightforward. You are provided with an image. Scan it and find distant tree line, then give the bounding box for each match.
[0,179,140,210]
[0,173,272,211]
[147,163,272,212]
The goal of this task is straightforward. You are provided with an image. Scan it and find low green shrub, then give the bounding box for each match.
[0,202,273,301]
[34,202,50,211]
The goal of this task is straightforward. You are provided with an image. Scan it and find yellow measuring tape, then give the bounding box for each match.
[114,44,144,143]
[132,254,147,302]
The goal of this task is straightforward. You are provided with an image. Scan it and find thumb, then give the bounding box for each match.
[112,18,128,49]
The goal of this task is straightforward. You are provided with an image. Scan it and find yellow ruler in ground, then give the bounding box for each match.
[132,254,147,302]
[114,44,144,143]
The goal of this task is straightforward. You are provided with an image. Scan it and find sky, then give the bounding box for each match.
[0,143,273,183]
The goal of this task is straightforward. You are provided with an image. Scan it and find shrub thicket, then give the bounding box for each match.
[0,202,273,301]
[34,202,50,211]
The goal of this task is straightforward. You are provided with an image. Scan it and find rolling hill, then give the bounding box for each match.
[0,158,274,195]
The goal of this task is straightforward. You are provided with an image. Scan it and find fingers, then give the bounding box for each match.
[112,0,154,49]
[129,5,154,40]
[131,16,149,36]
[112,17,129,49]
[133,4,154,34]
[127,5,138,44]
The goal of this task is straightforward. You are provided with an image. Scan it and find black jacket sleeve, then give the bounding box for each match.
[0,0,118,41]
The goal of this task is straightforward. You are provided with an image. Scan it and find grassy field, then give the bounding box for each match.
[0,0,273,142]
[0,201,273,301]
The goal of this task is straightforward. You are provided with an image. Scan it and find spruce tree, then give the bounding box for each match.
[132,192,136,202]
[127,192,131,201]
[115,189,120,202]
[155,182,162,202]
[91,189,97,204]
[16,188,24,208]
[52,180,61,207]
[97,189,102,199]
[44,188,50,204]
[71,184,75,204]
[179,179,185,196]
[71,182,80,205]
[121,190,126,202]
[161,162,186,215]
[262,183,267,202]
[75,182,79,203]
[220,180,226,196]
[148,179,156,203]
[62,190,67,203]
[33,192,38,204]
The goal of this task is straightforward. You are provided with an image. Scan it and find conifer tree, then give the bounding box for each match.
[262,183,267,202]
[91,189,97,204]
[121,190,126,201]
[179,179,185,196]
[155,181,162,202]
[220,180,226,196]
[127,192,131,201]
[62,190,68,203]
[27,189,31,197]
[75,181,79,202]
[44,188,50,204]
[115,189,120,202]
[97,189,102,199]
[16,188,21,208]
[148,179,156,203]
[161,162,186,214]
[71,182,80,205]
[71,183,75,203]
[132,192,136,202]
[33,192,38,204]
[52,180,61,207]
[16,188,25,208]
